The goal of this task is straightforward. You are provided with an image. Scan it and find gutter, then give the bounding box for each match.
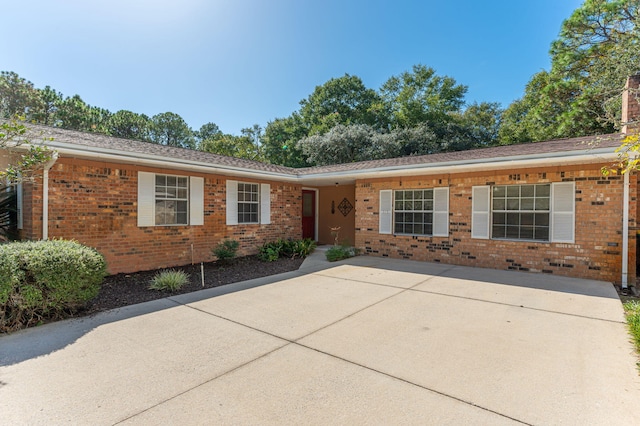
[622,172,630,289]
[45,141,620,184]
[41,153,59,240]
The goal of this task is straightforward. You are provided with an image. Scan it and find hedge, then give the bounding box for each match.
[0,239,106,332]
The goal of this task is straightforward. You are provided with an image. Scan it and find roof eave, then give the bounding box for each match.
[25,140,620,185]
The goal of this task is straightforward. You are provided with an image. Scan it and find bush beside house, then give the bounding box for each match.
[0,239,106,332]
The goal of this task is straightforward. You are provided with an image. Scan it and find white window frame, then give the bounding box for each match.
[471,182,574,243]
[393,188,435,236]
[154,174,190,226]
[137,171,204,227]
[226,180,271,226]
[491,183,550,242]
[379,187,448,237]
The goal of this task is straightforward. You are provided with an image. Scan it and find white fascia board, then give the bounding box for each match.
[49,144,296,182]
[43,140,619,184]
[299,149,619,182]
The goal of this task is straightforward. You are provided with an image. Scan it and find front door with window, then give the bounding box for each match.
[302,190,315,240]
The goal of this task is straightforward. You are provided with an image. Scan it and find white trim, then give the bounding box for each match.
[432,187,449,237]
[137,172,155,227]
[471,186,490,239]
[38,140,620,185]
[550,182,575,243]
[260,183,271,225]
[189,176,204,226]
[622,172,630,288]
[41,153,58,240]
[379,190,393,235]
[226,180,238,225]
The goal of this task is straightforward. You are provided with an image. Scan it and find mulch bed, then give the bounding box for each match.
[82,255,304,316]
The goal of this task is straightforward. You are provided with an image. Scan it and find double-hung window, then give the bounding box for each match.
[226,180,271,225]
[155,174,189,225]
[379,187,449,237]
[137,172,204,227]
[491,184,550,241]
[237,182,259,224]
[472,182,574,243]
[394,189,434,235]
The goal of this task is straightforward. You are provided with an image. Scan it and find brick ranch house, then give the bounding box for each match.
[2,76,640,286]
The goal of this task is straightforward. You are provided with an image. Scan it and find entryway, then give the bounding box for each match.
[302,189,315,240]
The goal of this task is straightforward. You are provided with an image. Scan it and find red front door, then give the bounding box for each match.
[302,190,315,240]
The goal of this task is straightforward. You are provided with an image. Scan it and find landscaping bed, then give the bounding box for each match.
[83,255,304,315]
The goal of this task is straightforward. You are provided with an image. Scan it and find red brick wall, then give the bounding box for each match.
[24,158,302,274]
[355,164,637,284]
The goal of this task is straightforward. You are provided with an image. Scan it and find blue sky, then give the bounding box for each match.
[2,0,583,135]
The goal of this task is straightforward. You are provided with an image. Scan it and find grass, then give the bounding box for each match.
[623,300,640,356]
[149,269,190,292]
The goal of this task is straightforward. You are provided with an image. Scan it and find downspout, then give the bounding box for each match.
[622,171,630,289]
[41,153,58,241]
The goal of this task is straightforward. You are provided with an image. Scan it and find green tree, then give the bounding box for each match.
[149,112,195,149]
[55,95,91,131]
[458,102,502,147]
[380,64,467,129]
[199,133,263,161]
[500,0,637,143]
[0,71,39,119]
[262,114,309,167]
[107,110,151,140]
[195,122,222,143]
[31,86,63,126]
[299,74,387,135]
[299,124,445,166]
[1,118,55,240]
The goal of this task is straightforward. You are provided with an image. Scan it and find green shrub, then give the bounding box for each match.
[212,239,240,262]
[149,269,189,292]
[258,238,317,262]
[325,245,359,262]
[293,238,316,258]
[0,239,107,332]
[258,243,281,262]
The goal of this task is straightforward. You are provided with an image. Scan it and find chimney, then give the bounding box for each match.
[621,74,640,134]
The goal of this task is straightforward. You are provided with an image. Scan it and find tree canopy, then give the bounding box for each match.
[501,0,639,143]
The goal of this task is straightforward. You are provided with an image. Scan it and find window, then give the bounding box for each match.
[394,189,434,235]
[155,174,189,225]
[137,172,204,227]
[491,184,550,241]
[237,182,259,223]
[471,182,574,243]
[225,180,271,226]
[379,187,448,237]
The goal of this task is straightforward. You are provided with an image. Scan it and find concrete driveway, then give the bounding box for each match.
[1,253,639,425]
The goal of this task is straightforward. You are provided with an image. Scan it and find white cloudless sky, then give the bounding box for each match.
[1,0,583,135]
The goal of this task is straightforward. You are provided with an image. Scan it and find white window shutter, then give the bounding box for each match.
[471,186,490,239]
[189,176,204,226]
[226,180,238,225]
[432,187,449,237]
[551,182,575,243]
[260,183,271,224]
[137,171,155,227]
[379,190,393,234]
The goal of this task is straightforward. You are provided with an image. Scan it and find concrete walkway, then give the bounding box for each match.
[1,250,639,425]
